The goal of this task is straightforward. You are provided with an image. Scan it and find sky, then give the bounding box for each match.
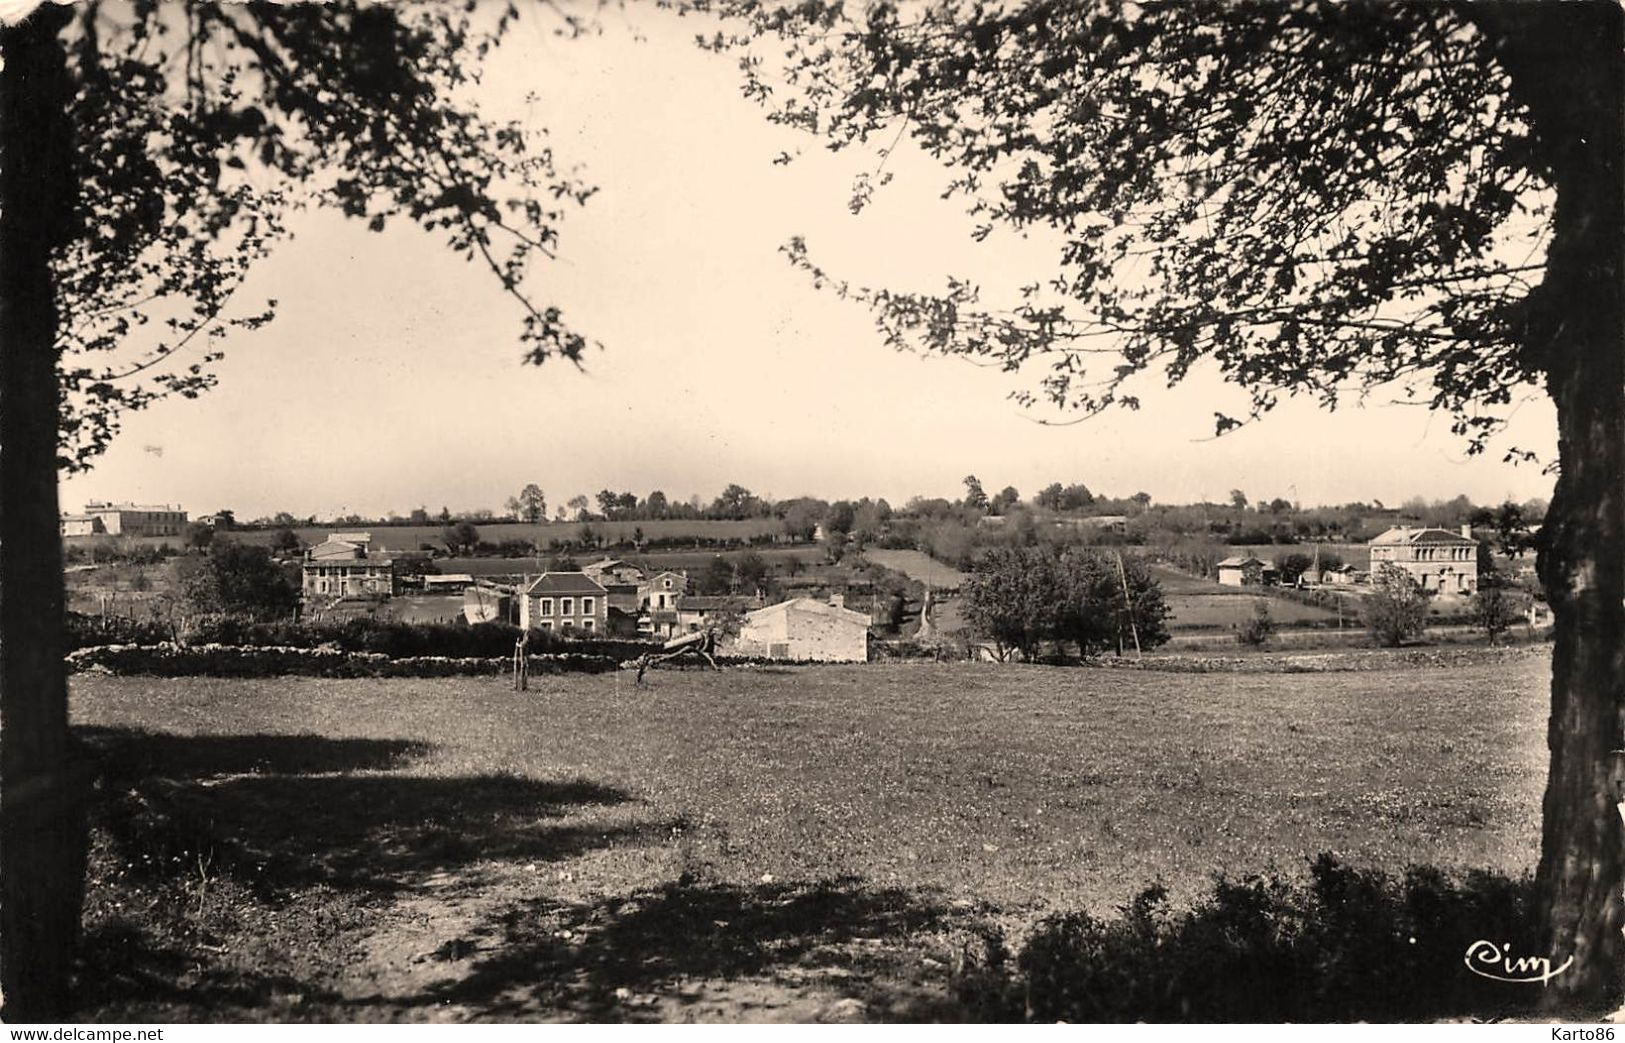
[59,6,1559,520]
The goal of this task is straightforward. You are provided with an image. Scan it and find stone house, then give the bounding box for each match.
[734,595,871,662]
[60,514,105,537]
[519,572,609,635]
[302,533,395,598]
[73,501,188,537]
[1368,525,1480,595]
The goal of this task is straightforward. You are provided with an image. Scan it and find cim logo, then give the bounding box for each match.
[1464,939,1573,985]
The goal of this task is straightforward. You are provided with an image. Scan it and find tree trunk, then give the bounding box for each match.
[0,5,86,1022]
[1474,0,1625,1014]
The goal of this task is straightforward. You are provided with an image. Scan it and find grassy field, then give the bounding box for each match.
[861,550,968,590]
[72,651,1549,1021]
[1147,565,1346,631]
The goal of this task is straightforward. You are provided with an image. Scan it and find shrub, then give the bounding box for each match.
[1364,564,1430,646]
[181,616,659,662]
[1236,600,1276,647]
[959,855,1535,1022]
[65,611,174,650]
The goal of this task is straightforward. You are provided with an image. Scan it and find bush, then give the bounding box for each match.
[1364,564,1430,646]
[959,855,1535,1022]
[65,611,174,650]
[181,617,659,662]
[1236,600,1276,647]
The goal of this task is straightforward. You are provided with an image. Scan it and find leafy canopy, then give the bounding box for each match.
[705,0,1549,453]
[50,0,596,470]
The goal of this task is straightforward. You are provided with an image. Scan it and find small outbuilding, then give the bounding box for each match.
[1215,555,1274,587]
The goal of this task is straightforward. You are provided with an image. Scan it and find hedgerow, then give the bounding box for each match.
[67,643,618,678]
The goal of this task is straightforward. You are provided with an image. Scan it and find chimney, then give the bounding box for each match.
[1460,523,1472,539]
[829,592,845,609]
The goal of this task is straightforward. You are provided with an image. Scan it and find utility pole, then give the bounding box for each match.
[1115,551,1142,658]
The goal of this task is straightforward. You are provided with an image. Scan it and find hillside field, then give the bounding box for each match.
[65,517,788,553]
[74,650,1548,1021]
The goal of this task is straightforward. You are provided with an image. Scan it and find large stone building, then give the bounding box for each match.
[1368,525,1481,594]
[519,572,609,634]
[302,533,395,599]
[64,501,188,537]
[734,595,871,662]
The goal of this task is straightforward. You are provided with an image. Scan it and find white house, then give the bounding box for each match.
[734,595,871,662]
[1216,555,1273,587]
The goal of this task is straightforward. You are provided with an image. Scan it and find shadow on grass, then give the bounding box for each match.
[78,726,432,778]
[82,726,643,892]
[76,726,670,1020]
[401,875,973,1021]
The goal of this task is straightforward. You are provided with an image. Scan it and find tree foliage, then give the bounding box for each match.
[712,0,1553,453]
[442,520,480,556]
[1363,564,1429,647]
[179,541,299,620]
[962,545,1168,660]
[52,0,596,471]
[1473,569,1519,645]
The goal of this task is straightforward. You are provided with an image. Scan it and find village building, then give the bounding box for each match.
[518,572,609,634]
[580,559,651,636]
[1054,515,1131,535]
[734,595,871,662]
[1367,525,1481,594]
[1319,564,1361,585]
[422,573,475,593]
[637,571,691,637]
[673,595,758,635]
[582,558,647,587]
[1216,555,1276,587]
[59,514,105,537]
[302,532,395,598]
[643,570,689,609]
[67,501,188,537]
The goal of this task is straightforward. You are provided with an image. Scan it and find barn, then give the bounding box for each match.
[735,596,871,662]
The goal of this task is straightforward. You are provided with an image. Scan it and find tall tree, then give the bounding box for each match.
[1,0,595,1016]
[516,483,547,524]
[962,474,989,513]
[717,0,1623,1009]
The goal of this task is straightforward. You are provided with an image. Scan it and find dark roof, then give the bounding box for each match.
[679,596,753,613]
[522,572,607,596]
[305,558,394,568]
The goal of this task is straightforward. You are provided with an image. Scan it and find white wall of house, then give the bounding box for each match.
[737,602,869,662]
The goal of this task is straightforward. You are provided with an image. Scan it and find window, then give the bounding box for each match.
[663,579,672,590]
[562,620,574,629]
[539,620,552,631]
[582,619,595,632]
[539,597,553,615]
[581,596,595,615]
[560,597,574,616]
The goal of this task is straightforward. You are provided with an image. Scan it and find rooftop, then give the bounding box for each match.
[522,572,608,597]
[1370,526,1475,546]
[745,597,871,626]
